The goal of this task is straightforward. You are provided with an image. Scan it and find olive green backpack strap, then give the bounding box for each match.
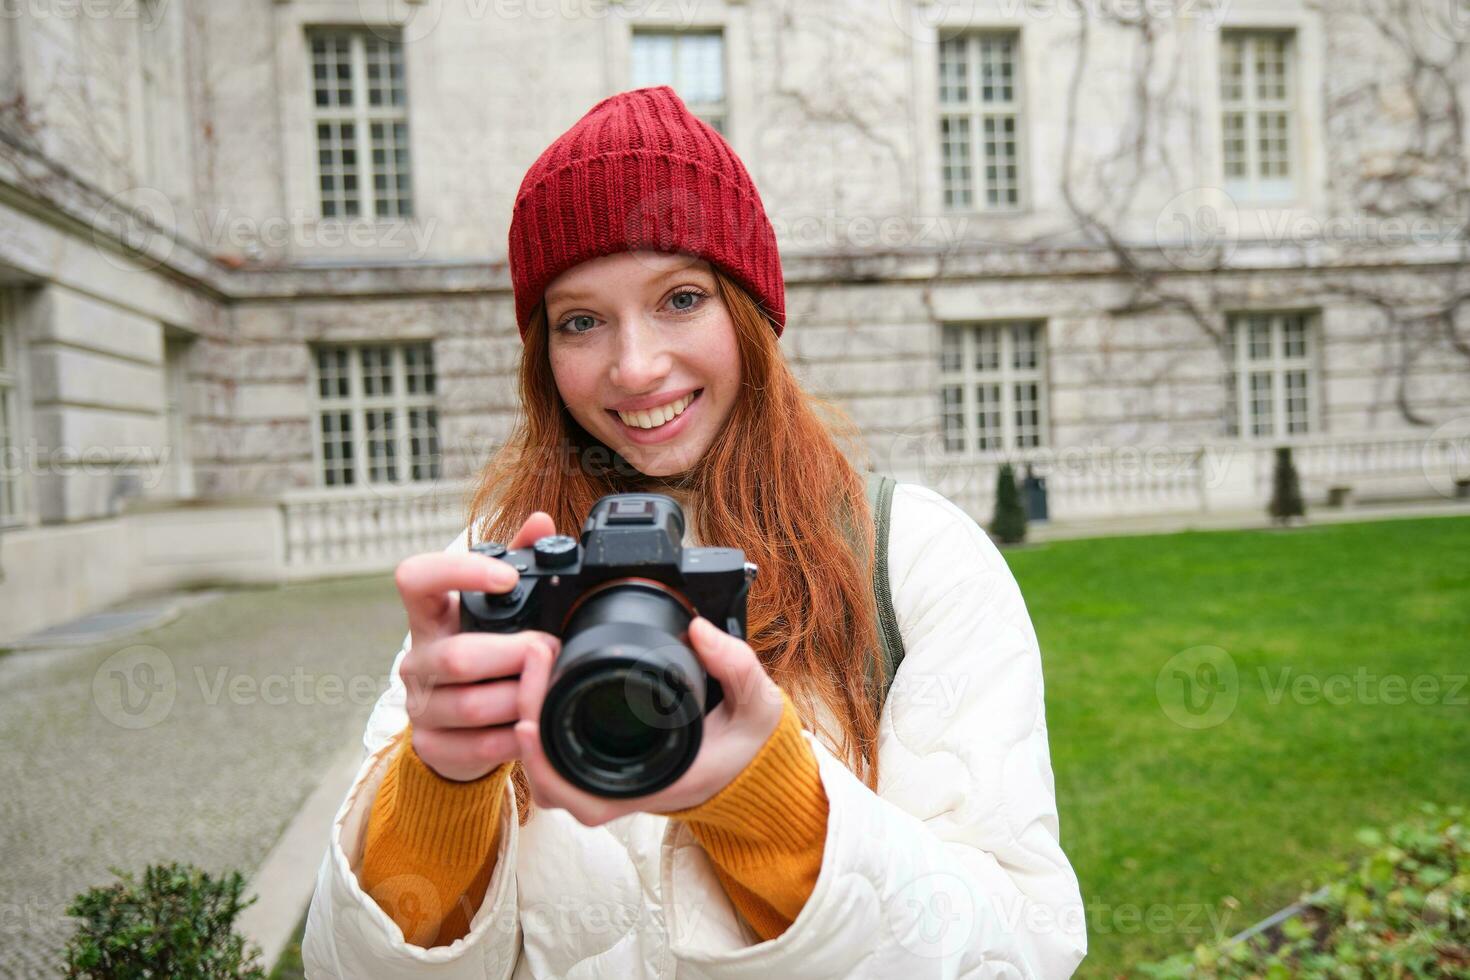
[864,471,907,711]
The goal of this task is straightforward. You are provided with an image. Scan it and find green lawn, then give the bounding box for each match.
[1006,515,1470,978]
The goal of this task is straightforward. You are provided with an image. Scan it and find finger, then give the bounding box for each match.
[412,725,520,782]
[516,637,555,726]
[514,719,618,825]
[509,511,556,550]
[409,632,541,686]
[396,553,519,643]
[414,678,520,730]
[686,616,768,709]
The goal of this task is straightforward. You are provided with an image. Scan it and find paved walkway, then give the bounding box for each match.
[0,575,408,977]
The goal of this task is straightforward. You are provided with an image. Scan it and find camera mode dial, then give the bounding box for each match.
[534,534,578,569]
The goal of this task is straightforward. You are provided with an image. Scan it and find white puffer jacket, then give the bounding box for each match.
[303,482,1087,979]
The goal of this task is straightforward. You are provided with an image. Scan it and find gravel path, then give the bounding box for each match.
[0,574,409,978]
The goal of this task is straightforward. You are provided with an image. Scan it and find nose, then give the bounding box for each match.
[609,316,672,393]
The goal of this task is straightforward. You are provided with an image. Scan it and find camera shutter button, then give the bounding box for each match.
[533,534,578,569]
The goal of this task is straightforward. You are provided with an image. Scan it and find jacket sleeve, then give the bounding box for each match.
[302,529,526,980]
[657,483,1088,979]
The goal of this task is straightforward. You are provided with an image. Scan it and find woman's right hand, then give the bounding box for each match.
[393,512,562,782]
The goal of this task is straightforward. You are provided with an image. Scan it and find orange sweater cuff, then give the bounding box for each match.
[659,691,829,855]
[367,725,513,866]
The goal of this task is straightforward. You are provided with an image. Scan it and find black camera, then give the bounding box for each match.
[460,494,757,799]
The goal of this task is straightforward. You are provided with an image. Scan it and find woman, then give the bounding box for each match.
[303,86,1086,979]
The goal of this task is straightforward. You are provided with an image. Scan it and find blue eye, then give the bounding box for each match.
[559,314,597,334]
[668,288,706,312]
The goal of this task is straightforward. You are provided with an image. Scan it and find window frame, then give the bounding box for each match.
[630,28,729,135]
[1223,311,1319,440]
[1220,29,1298,204]
[307,28,414,220]
[937,30,1027,213]
[938,320,1049,456]
[309,341,440,490]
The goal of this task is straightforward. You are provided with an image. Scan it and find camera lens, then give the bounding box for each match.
[571,675,661,762]
[540,582,713,798]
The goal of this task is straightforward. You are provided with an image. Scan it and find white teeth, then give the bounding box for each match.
[617,392,694,429]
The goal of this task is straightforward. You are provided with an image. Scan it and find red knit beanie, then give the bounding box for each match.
[508,86,785,341]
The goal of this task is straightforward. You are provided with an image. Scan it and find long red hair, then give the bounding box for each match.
[467,264,884,823]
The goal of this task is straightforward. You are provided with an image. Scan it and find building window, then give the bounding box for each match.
[939,322,1047,453]
[309,29,413,219]
[631,30,727,134]
[0,295,23,525]
[312,342,439,487]
[1224,312,1316,438]
[1221,31,1296,202]
[939,33,1023,210]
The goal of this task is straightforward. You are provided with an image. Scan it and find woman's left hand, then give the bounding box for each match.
[513,615,786,825]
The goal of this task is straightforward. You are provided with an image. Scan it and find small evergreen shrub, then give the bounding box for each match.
[1268,446,1306,524]
[991,462,1028,544]
[64,862,266,979]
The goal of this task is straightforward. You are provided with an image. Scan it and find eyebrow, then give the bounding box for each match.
[545,264,714,309]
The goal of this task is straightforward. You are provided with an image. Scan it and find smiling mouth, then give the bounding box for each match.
[608,389,703,430]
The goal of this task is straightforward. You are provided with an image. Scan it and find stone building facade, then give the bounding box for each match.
[2,0,1468,638]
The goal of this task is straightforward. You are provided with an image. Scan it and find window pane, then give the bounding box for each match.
[360,346,393,397]
[975,383,1003,450]
[1223,112,1248,178]
[973,327,999,373]
[320,411,355,486]
[940,324,962,373]
[939,36,969,105]
[1220,37,1245,102]
[983,114,1018,207]
[941,115,973,208]
[1283,314,1307,357]
[1012,322,1038,370]
[978,35,1015,104]
[1249,372,1274,436]
[1285,370,1310,434]
[677,33,724,105]
[941,385,965,452]
[317,348,350,399]
[1248,316,1272,360]
[365,409,398,482]
[631,33,676,89]
[410,407,441,480]
[1256,36,1289,101]
[1014,381,1041,448]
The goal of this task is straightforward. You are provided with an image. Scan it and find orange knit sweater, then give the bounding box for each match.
[358,691,828,948]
